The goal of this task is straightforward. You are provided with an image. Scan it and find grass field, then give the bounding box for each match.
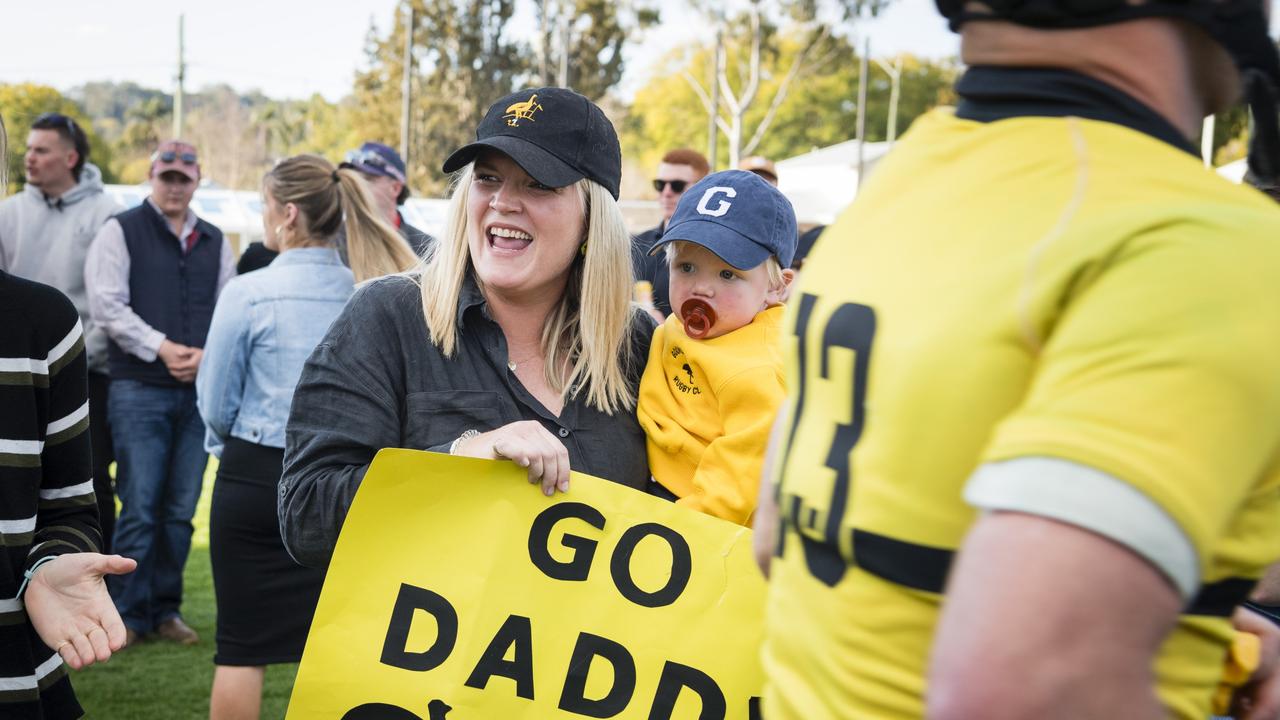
[68,459,301,719]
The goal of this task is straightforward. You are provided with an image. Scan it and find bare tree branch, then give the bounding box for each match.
[742,22,830,156]
[682,66,734,136]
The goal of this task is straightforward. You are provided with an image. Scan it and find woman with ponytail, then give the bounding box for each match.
[196,155,415,719]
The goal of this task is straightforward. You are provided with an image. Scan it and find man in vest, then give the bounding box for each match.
[85,140,234,647]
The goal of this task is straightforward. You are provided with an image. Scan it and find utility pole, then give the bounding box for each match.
[538,0,550,83]
[874,55,903,145]
[173,14,185,139]
[400,3,415,166]
[856,37,869,188]
[708,22,722,169]
[557,0,570,88]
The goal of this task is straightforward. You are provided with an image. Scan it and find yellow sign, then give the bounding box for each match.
[287,449,766,719]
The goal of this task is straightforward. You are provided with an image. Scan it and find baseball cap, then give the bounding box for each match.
[340,142,407,184]
[150,140,200,181]
[738,155,778,183]
[442,87,622,200]
[651,170,797,270]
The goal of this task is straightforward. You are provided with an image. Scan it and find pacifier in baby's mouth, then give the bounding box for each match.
[680,299,717,339]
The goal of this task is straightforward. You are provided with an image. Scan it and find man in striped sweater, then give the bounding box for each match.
[1,269,135,718]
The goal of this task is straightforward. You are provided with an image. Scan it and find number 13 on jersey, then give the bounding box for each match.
[773,292,877,588]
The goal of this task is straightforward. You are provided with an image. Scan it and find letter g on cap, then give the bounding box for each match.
[696,187,737,217]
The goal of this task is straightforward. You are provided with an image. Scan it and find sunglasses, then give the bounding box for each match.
[653,179,689,193]
[153,149,198,165]
[34,112,80,133]
[344,149,406,182]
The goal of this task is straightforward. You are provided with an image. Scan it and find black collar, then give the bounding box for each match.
[955,66,1197,158]
[455,273,489,330]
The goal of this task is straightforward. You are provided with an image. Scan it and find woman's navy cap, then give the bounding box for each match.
[442,87,622,200]
[650,170,798,270]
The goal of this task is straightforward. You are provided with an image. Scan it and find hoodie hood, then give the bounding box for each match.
[23,163,106,208]
[2,161,120,371]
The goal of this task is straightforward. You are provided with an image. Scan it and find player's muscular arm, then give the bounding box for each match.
[927,511,1181,720]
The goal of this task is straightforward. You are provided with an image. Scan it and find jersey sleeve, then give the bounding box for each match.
[976,227,1280,585]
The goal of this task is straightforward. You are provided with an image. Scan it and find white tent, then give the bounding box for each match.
[1216,158,1248,184]
[776,139,894,225]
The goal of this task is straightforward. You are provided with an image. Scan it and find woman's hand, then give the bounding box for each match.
[454,420,571,496]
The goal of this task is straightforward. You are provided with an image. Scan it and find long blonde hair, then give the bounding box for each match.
[419,164,638,414]
[263,154,418,282]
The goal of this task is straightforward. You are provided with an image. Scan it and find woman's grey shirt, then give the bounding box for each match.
[278,273,656,567]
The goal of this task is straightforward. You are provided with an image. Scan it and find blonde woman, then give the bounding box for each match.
[196,155,415,720]
[279,87,655,568]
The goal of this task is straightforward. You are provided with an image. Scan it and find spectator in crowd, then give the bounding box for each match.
[279,87,654,568]
[755,2,1280,719]
[234,237,277,276]
[0,112,122,553]
[198,154,413,720]
[790,224,825,272]
[0,114,137,719]
[339,141,433,257]
[738,155,778,186]
[85,139,234,648]
[637,170,795,525]
[632,148,710,318]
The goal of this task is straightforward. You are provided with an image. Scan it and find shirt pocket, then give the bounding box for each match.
[402,390,507,450]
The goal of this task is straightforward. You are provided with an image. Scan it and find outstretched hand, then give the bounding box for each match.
[25,554,137,670]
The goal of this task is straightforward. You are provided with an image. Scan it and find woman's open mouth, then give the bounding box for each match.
[488,226,533,254]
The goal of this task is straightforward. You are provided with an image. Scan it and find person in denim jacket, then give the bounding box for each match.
[196,154,416,720]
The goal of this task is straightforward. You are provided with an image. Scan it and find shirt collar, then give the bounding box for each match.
[455,272,489,330]
[955,66,1197,158]
[269,247,344,267]
[145,197,199,239]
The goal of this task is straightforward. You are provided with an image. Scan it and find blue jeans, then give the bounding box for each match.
[107,379,207,633]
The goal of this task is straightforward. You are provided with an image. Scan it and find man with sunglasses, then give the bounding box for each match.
[338,141,432,257]
[0,112,122,554]
[632,148,709,318]
[85,139,235,648]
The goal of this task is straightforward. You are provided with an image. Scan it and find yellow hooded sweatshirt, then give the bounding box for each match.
[637,305,786,525]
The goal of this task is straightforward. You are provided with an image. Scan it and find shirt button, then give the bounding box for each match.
[558,428,570,438]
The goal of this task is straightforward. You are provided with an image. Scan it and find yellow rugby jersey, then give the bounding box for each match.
[763,107,1280,720]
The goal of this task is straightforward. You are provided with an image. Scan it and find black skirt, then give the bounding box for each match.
[210,437,325,666]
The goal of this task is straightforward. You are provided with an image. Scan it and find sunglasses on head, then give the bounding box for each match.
[653,179,688,193]
[34,113,84,142]
[344,149,405,182]
[153,149,198,165]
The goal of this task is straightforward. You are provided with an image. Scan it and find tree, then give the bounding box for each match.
[534,0,659,98]
[621,34,957,185]
[680,0,891,166]
[350,0,655,197]
[0,84,118,194]
[349,0,527,197]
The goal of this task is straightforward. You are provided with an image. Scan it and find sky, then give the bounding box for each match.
[1,0,959,103]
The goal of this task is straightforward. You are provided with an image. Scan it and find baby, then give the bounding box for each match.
[637,170,797,525]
